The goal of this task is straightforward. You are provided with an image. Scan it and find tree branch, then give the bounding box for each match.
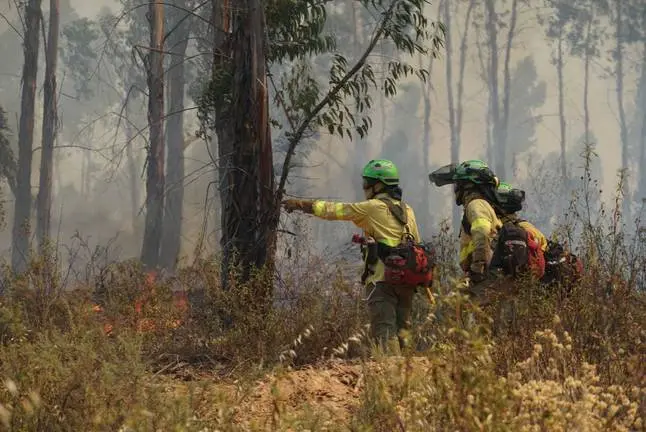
[276,0,398,201]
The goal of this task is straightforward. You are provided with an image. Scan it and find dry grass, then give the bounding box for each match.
[0,169,644,430]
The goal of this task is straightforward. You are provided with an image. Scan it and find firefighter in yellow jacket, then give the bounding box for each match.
[429,160,502,285]
[282,159,422,353]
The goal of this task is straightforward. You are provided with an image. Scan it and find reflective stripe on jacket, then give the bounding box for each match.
[312,192,421,286]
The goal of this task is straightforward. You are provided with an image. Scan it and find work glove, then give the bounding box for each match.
[281,199,313,214]
[468,261,487,283]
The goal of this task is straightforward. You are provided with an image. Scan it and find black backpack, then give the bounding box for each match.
[490,222,530,277]
[541,240,583,288]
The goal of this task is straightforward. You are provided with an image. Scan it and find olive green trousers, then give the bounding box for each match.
[366,282,416,354]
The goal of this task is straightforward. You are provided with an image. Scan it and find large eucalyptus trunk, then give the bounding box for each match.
[160,1,190,271]
[12,0,42,272]
[36,0,60,252]
[214,0,276,293]
[140,0,165,268]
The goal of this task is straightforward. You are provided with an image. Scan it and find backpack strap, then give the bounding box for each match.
[461,212,471,235]
[378,197,411,234]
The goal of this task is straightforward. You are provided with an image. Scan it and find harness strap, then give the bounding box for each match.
[378,197,411,236]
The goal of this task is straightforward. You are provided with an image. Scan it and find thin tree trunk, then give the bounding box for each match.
[615,0,630,218]
[160,4,190,271]
[420,50,432,232]
[443,0,461,233]
[12,0,42,272]
[455,0,474,147]
[584,16,592,146]
[140,0,165,269]
[452,0,474,232]
[124,94,140,233]
[556,26,567,181]
[484,0,500,173]
[37,0,60,252]
[475,26,494,164]
[639,43,646,201]
[444,0,456,162]
[213,0,235,285]
[499,0,517,180]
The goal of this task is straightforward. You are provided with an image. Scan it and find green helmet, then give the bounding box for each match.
[453,160,497,185]
[362,159,399,185]
[429,159,498,187]
[496,181,525,214]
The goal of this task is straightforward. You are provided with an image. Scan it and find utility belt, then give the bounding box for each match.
[353,235,388,284]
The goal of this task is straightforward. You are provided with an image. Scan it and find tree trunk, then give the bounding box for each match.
[223,0,275,285]
[140,0,165,269]
[160,3,190,271]
[420,50,432,232]
[213,0,232,281]
[583,16,592,146]
[556,25,567,181]
[443,0,460,233]
[37,0,60,252]
[499,0,518,179]
[213,0,275,293]
[446,0,474,232]
[639,42,646,201]
[484,0,501,174]
[614,0,630,219]
[475,27,494,164]
[12,0,42,273]
[124,94,140,234]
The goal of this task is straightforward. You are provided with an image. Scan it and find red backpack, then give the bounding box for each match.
[525,230,546,279]
[377,198,435,286]
[491,220,545,280]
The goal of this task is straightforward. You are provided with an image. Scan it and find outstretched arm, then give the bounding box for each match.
[282,198,371,226]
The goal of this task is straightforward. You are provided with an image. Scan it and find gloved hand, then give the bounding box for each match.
[281,199,313,214]
[468,261,487,283]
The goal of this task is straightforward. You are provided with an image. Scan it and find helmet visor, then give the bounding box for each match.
[429,163,458,187]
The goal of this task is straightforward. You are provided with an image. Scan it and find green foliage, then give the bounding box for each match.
[266,0,337,62]
[197,0,444,196]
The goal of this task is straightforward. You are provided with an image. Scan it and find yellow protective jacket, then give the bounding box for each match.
[312,192,422,286]
[459,195,502,272]
[501,215,548,252]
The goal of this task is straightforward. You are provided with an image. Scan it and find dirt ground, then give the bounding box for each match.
[158,357,431,430]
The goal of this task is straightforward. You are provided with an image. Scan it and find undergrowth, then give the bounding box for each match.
[0,160,643,430]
